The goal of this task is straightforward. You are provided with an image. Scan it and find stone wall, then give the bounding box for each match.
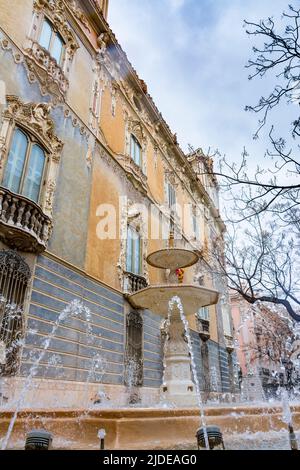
[143,310,163,387]
[21,253,125,385]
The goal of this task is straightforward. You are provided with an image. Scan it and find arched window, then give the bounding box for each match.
[39,18,65,66]
[2,127,46,204]
[125,311,143,387]
[0,250,31,376]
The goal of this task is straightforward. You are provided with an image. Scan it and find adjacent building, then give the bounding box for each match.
[231,292,299,400]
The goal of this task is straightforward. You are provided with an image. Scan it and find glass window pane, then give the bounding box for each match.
[134,235,141,274]
[39,19,52,51]
[22,144,45,203]
[168,184,176,208]
[130,135,142,167]
[2,128,28,194]
[135,143,141,166]
[130,135,135,160]
[51,33,64,65]
[126,227,133,272]
[198,307,208,321]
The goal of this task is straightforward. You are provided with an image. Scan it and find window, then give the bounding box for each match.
[126,226,142,275]
[130,135,142,167]
[2,127,46,204]
[198,307,210,321]
[0,250,30,376]
[39,18,65,65]
[167,182,176,210]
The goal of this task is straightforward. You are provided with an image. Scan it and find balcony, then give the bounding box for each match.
[225,335,235,354]
[24,40,69,102]
[198,319,210,342]
[0,187,52,253]
[123,271,148,295]
[118,154,148,194]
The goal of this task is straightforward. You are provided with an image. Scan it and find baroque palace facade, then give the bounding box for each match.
[0,0,237,406]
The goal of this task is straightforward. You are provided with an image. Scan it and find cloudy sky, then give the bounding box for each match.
[109,0,298,169]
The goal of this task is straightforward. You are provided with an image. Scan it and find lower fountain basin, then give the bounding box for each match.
[1,404,300,449]
[126,284,219,316]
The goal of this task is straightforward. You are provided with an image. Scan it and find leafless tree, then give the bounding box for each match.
[200,4,300,321]
[208,213,300,321]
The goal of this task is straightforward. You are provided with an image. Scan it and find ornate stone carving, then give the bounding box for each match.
[68,0,91,33]
[127,118,146,147]
[24,41,69,103]
[117,154,148,195]
[3,96,63,161]
[125,310,143,388]
[45,179,56,216]
[127,311,143,328]
[164,167,179,188]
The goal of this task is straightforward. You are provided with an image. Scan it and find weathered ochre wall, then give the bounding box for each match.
[0,0,33,49]
[99,86,125,155]
[67,39,94,124]
[85,150,122,290]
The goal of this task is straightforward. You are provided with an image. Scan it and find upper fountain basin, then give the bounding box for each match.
[146,248,199,270]
[127,284,219,316]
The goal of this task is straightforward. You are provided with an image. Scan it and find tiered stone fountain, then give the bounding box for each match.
[127,237,219,407]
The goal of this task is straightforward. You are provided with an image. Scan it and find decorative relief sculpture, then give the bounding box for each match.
[68,0,91,33]
[1,96,63,166]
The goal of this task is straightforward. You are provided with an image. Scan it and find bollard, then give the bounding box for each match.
[288,424,299,450]
[98,428,106,450]
[25,430,53,450]
[196,426,225,450]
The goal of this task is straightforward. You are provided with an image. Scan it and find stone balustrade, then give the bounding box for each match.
[119,154,148,194]
[0,186,52,253]
[198,319,210,341]
[225,335,235,354]
[123,271,148,294]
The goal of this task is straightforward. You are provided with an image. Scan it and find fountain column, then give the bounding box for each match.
[162,303,198,406]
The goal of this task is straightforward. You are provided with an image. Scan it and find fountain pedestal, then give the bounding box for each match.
[161,304,198,406]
